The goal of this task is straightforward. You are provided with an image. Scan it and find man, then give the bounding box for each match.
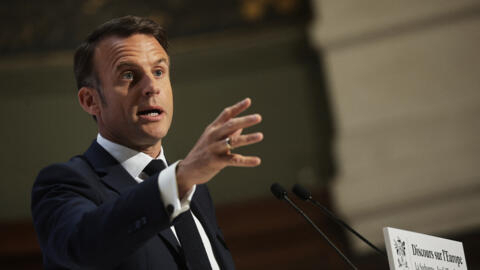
[31,15,263,270]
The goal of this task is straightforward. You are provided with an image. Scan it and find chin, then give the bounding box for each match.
[140,129,168,143]
[135,121,171,143]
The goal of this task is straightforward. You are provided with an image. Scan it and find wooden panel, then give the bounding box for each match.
[216,188,351,269]
[0,222,42,270]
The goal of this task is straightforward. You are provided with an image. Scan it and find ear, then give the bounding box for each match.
[78,87,101,117]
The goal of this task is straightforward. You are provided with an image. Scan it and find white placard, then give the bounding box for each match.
[383,227,467,270]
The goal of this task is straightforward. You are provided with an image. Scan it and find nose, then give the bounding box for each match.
[141,73,160,97]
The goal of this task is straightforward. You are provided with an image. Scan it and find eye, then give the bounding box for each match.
[122,71,134,80]
[154,69,163,77]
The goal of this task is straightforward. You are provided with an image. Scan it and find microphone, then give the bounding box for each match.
[270,183,358,270]
[292,183,387,258]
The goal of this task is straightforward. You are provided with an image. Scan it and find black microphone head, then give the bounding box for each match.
[270,183,287,200]
[292,183,312,201]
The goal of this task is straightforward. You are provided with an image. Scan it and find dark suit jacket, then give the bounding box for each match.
[31,141,235,270]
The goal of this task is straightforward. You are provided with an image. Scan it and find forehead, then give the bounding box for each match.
[93,34,169,70]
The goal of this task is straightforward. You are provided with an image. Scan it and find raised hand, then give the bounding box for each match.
[176,98,263,197]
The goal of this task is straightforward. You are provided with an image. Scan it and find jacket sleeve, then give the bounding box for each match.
[31,162,172,269]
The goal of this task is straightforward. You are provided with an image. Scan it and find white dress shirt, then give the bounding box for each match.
[97,134,220,270]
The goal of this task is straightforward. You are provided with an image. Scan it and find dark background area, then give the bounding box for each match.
[0,0,479,269]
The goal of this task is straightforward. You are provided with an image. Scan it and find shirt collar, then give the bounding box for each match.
[96,133,167,179]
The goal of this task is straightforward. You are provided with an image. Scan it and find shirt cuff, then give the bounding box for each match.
[157,160,196,221]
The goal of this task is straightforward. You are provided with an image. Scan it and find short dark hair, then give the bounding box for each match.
[73,15,168,92]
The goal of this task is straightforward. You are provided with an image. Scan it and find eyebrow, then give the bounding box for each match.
[115,57,170,72]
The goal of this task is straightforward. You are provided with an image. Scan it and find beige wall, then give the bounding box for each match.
[311,0,480,252]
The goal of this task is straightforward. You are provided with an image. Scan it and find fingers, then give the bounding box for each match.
[213,98,251,125]
[211,138,234,155]
[212,114,262,139]
[176,98,263,189]
[231,128,243,139]
[210,132,263,154]
[230,132,263,149]
[222,154,262,167]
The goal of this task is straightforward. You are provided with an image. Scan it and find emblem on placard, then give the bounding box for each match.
[394,237,408,268]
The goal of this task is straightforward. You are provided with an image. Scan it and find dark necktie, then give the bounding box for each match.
[142,160,213,270]
[142,159,166,177]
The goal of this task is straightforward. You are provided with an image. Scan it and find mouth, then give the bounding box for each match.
[137,107,165,121]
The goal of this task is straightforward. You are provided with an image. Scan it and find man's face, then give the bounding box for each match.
[92,34,173,150]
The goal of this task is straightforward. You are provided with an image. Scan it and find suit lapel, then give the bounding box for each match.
[83,141,138,194]
[83,141,181,254]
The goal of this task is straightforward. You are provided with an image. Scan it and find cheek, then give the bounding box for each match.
[103,98,131,122]
[163,84,174,109]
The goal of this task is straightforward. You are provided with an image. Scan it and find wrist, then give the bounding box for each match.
[176,160,193,198]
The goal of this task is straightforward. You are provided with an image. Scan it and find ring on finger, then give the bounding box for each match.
[225,137,233,151]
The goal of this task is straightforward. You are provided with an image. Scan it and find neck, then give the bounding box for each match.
[99,131,163,158]
[136,143,163,158]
